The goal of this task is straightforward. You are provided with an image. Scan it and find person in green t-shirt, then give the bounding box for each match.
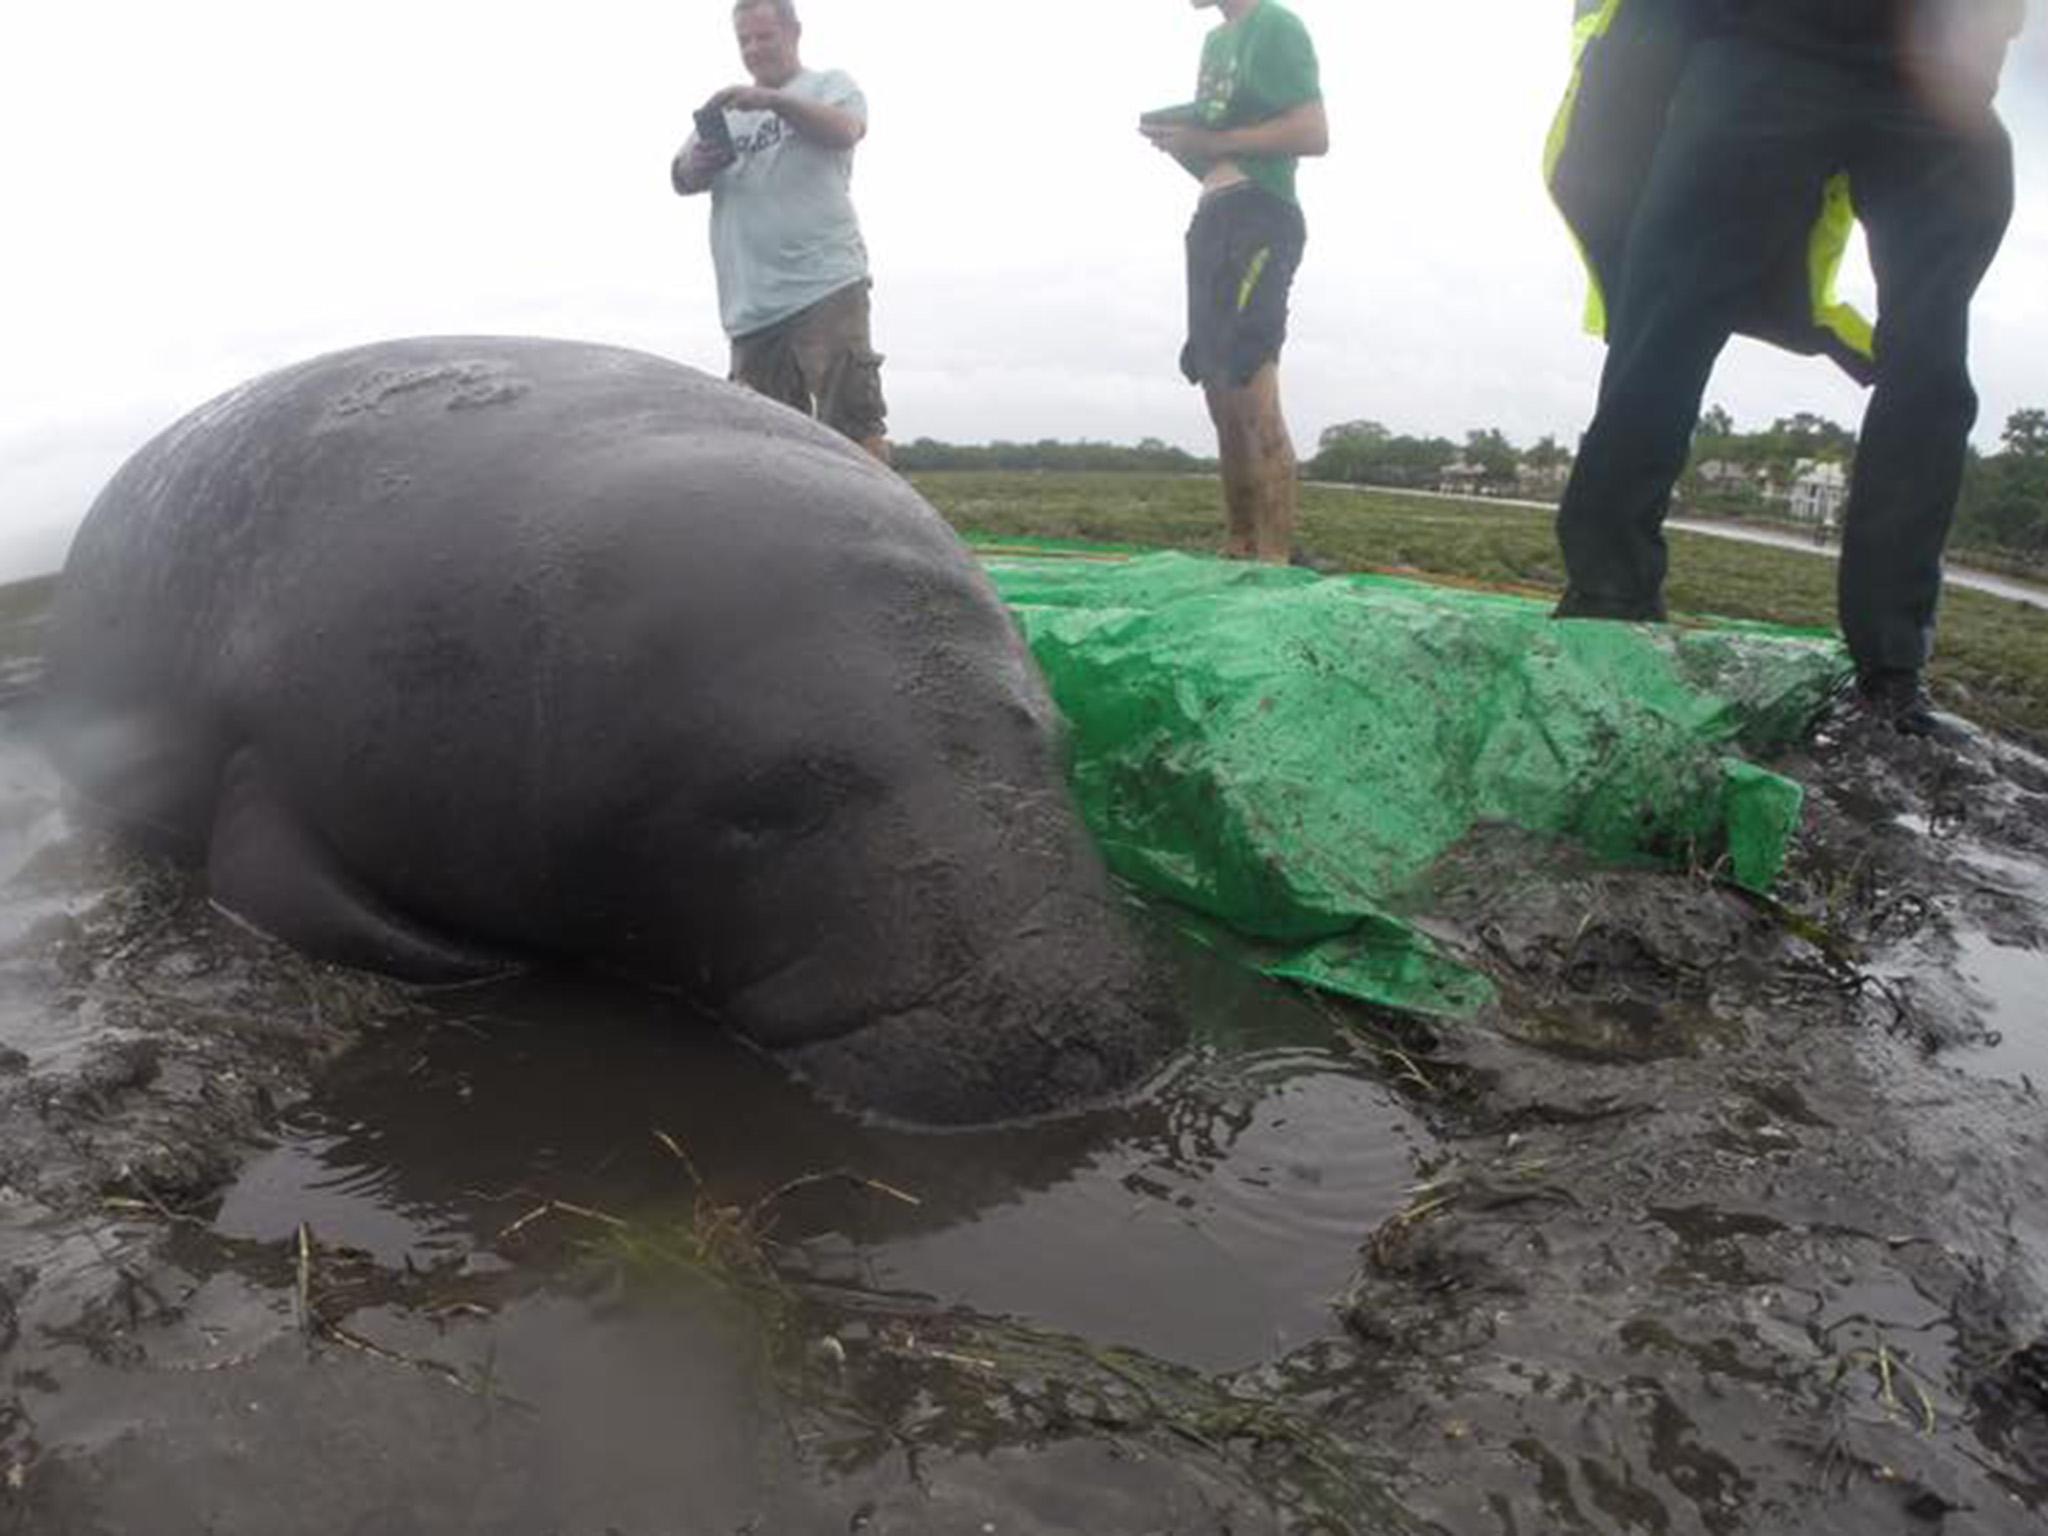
[1141,0,1327,565]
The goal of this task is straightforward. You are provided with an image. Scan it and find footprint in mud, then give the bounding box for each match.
[1405,827,1783,1063]
[1785,724,2048,1082]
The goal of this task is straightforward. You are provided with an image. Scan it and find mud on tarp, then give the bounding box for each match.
[977,545,1850,1020]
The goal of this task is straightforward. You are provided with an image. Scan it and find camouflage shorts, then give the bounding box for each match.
[729,280,888,442]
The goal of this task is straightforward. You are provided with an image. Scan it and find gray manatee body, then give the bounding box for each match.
[45,336,1177,1124]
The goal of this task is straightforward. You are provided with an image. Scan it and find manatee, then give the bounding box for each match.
[44,336,1177,1124]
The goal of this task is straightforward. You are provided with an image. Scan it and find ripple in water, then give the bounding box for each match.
[208,982,1427,1376]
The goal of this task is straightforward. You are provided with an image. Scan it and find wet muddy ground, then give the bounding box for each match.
[3,577,2047,1534]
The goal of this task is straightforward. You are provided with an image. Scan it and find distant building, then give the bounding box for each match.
[1517,462,1572,498]
[1787,460,1848,532]
[1694,458,1773,493]
[1437,460,1488,497]
[1681,456,1774,515]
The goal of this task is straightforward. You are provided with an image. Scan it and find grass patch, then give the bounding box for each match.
[513,1135,1423,1532]
[589,1218,1417,1531]
[914,471,2048,745]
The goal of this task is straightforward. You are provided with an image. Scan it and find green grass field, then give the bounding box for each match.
[915,470,2048,746]
[9,470,2043,742]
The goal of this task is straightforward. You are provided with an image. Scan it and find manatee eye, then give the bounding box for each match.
[724,786,827,844]
[715,755,880,846]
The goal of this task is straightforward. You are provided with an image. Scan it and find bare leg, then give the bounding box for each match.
[1246,364,1299,564]
[1204,384,1257,558]
[1206,365,1297,564]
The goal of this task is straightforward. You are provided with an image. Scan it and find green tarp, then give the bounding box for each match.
[980,545,1849,1019]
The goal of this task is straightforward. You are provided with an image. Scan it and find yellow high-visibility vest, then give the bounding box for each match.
[1544,0,1875,383]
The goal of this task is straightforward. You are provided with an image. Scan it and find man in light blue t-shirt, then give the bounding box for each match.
[673,0,888,461]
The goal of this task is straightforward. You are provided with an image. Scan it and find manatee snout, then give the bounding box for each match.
[772,879,1179,1126]
[783,948,1178,1127]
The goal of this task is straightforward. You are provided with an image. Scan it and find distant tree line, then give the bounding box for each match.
[894,437,1216,474]
[1959,408,2048,560]
[1304,421,1572,495]
[896,408,2048,566]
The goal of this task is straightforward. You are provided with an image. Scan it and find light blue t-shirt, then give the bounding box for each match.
[704,68,871,339]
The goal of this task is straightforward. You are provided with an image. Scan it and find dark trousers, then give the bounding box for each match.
[1555,36,2013,672]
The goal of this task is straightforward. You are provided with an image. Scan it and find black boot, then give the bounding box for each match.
[1852,667,1964,743]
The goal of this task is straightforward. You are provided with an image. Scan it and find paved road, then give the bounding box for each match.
[1666,517,2048,611]
[1316,482,2048,613]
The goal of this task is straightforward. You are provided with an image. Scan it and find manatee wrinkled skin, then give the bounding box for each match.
[44,336,1177,1124]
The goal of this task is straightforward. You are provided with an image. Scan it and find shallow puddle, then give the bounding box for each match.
[212,978,1425,1376]
[1911,816,2048,1088]
[1954,927,2048,1085]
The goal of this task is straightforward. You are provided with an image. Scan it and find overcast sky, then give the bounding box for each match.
[4,1,2045,580]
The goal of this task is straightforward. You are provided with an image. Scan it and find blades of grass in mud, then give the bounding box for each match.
[1724,878,1953,1048]
[295,1221,313,1341]
[515,1149,1417,1530]
[1346,1033,1438,1095]
[533,1199,628,1230]
[1878,1340,1902,1412]
[317,1319,531,1408]
[99,1185,212,1231]
[1912,1376,1939,1436]
[289,1220,530,1407]
[596,1137,924,1294]
[494,1203,556,1243]
[779,1299,1417,1535]
[1724,881,1865,975]
[651,1128,704,1190]
[494,1198,630,1244]
[1831,1336,1946,1437]
[1305,992,1444,1096]
[748,1169,922,1220]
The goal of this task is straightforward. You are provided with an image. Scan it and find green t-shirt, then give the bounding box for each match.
[1193,1,1322,205]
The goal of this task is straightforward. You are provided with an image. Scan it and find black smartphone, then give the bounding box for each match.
[1139,103,1199,132]
[694,105,735,156]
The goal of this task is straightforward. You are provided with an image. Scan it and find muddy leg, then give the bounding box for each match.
[1206,365,1297,564]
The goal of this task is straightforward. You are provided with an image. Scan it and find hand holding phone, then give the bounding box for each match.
[694,105,736,160]
[1139,102,1199,136]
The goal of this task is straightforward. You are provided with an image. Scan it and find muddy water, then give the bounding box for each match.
[15,972,1425,1532]
[1935,834,2048,1087]
[1959,929,2048,1083]
[208,984,1423,1375]
[6,576,2048,1533]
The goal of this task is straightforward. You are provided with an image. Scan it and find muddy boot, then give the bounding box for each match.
[1852,667,1967,745]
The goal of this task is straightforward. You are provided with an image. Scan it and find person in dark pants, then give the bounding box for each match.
[1550,0,2021,738]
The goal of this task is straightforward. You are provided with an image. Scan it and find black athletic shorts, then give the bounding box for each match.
[1179,182,1307,389]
